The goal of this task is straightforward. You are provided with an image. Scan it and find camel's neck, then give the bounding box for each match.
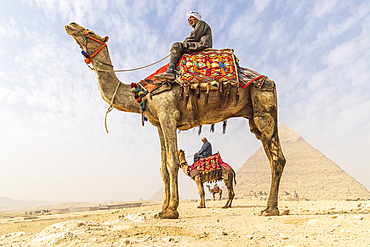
[179,161,191,177]
[91,46,141,114]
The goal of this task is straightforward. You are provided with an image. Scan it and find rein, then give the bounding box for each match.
[80,29,170,72]
[81,29,112,66]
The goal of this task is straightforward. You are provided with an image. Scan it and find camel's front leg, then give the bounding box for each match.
[156,113,180,219]
[250,85,286,216]
[157,127,170,213]
[195,176,205,208]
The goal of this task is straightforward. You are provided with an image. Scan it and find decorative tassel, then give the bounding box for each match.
[205,93,209,105]
[222,120,227,134]
[179,85,184,101]
[138,91,144,96]
[142,114,145,126]
[131,83,137,88]
[225,83,231,104]
[198,125,202,135]
[134,94,139,99]
[218,83,223,101]
[196,83,200,99]
[141,105,146,111]
[235,85,240,106]
[84,57,92,64]
[184,85,190,107]
[131,88,137,93]
[210,124,215,133]
[136,97,141,103]
[205,82,210,104]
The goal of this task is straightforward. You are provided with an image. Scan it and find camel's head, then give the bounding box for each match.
[64,22,109,51]
[178,149,186,163]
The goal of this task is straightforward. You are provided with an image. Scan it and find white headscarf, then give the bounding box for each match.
[186,11,201,20]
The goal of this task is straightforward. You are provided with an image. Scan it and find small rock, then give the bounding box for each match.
[354,215,363,220]
[222,231,228,235]
[246,235,253,239]
[280,209,290,216]
[280,234,289,240]
[163,237,174,242]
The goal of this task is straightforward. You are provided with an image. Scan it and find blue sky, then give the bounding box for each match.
[1,0,369,202]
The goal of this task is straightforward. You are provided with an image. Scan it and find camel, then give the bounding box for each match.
[206,185,222,201]
[65,22,286,219]
[178,150,235,208]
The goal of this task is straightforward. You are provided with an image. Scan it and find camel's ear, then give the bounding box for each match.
[103,36,109,43]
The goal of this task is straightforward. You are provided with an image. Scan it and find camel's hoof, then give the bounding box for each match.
[222,206,229,209]
[155,209,179,219]
[197,205,205,208]
[259,207,279,216]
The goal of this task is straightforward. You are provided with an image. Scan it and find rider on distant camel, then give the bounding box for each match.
[155,11,213,80]
[194,137,212,163]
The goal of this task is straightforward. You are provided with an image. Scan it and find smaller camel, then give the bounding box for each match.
[206,184,222,201]
[178,150,236,208]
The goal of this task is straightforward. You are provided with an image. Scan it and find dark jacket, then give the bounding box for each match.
[183,20,213,51]
[198,141,212,158]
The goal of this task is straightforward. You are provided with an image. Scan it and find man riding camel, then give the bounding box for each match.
[193,137,212,163]
[155,11,213,80]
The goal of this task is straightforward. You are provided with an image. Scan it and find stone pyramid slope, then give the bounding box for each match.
[235,124,370,200]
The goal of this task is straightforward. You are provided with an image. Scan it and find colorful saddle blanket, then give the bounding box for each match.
[177,49,238,84]
[184,152,231,178]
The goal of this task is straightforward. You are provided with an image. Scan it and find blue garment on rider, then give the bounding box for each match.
[193,141,212,163]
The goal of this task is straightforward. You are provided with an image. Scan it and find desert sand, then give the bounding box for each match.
[1,198,369,247]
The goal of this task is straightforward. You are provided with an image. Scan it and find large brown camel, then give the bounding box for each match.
[178,150,234,208]
[65,22,286,219]
[206,185,222,201]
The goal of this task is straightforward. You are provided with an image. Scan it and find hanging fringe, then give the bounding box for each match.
[235,85,240,107]
[218,82,223,101]
[222,120,227,134]
[184,84,190,107]
[198,125,202,135]
[179,85,184,101]
[225,83,231,104]
[210,124,215,133]
[205,82,211,104]
[196,83,200,99]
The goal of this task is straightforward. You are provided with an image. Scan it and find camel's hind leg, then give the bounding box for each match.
[222,170,235,208]
[249,84,286,216]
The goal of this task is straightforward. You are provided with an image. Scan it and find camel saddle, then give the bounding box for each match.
[185,152,232,181]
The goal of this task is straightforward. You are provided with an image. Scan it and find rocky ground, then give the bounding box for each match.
[1,198,369,246]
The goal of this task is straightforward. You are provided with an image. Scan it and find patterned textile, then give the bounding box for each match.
[238,66,267,89]
[177,50,237,84]
[138,64,170,93]
[184,152,231,178]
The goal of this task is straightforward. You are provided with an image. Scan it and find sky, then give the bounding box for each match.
[0,0,369,203]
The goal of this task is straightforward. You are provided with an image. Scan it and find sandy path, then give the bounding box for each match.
[1,199,369,246]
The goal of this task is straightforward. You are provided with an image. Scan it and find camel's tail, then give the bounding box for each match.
[232,169,237,185]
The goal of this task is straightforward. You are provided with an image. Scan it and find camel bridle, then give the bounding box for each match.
[81,29,113,67]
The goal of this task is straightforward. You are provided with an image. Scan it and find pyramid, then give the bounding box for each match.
[234,124,370,200]
[148,188,163,201]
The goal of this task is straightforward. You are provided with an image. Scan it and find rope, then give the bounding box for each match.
[89,54,171,73]
[104,81,121,133]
